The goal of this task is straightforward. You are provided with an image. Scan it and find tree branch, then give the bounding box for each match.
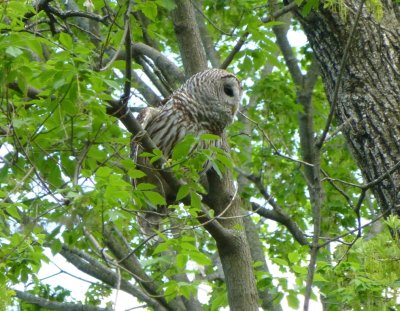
[45,5,109,24]
[220,31,249,70]
[238,170,309,246]
[260,1,298,23]
[362,160,400,190]
[122,12,132,105]
[272,12,303,85]
[59,245,167,311]
[103,226,185,311]
[114,42,184,89]
[194,0,221,68]
[252,202,309,246]
[131,70,162,107]
[14,290,112,311]
[171,0,208,75]
[220,2,298,69]
[242,216,283,311]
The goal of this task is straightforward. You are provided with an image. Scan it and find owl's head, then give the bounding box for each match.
[179,69,242,132]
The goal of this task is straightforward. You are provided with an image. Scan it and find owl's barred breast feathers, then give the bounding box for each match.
[135,69,242,159]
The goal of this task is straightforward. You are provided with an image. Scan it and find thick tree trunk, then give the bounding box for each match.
[205,166,259,311]
[170,1,260,309]
[296,0,400,215]
[171,0,208,78]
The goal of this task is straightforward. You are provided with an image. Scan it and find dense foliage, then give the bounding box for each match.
[0,0,399,310]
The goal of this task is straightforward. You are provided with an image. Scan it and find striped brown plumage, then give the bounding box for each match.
[132,69,242,236]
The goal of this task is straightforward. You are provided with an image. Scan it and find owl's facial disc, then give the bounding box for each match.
[221,79,241,118]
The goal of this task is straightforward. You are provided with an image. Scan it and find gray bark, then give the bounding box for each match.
[171,0,208,77]
[295,0,400,215]
[243,216,283,311]
[170,1,260,309]
[204,164,259,311]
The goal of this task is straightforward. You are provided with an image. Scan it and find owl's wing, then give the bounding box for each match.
[131,106,160,163]
[132,106,170,238]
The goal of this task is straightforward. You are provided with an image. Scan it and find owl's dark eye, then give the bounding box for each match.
[224,84,235,97]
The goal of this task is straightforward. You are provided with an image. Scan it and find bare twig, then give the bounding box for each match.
[319,209,390,248]
[102,226,185,310]
[100,21,130,72]
[260,1,298,23]
[45,5,109,23]
[220,2,298,69]
[239,111,314,168]
[220,31,250,69]
[191,0,234,36]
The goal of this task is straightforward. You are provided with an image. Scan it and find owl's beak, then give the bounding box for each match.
[232,103,239,115]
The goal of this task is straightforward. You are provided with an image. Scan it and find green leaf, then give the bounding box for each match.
[211,291,228,311]
[164,281,177,302]
[178,283,193,300]
[180,242,197,251]
[292,265,308,275]
[50,240,63,255]
[190,252,211,266]
[171,135,195,160]
[6,204,21,220]
[190,192,202,210]
[302,0,319,16]
[149,149,163,164]
[156,0,176,10]
[96,167,113,178]
[287,291,300,309]
[216,152,233,169]
[5,46,23,57]
[176,184,190,201]
[128,169,146,179]
[200,133,220,141]
[153,242,170,255]
[211,161,223,179]
[59,32,73,49]
[136,183,156,191]
[176,254,187,270]
[288,252,299,263]
[272,258,288,266]
[138,2,158,20]
[144,191,166,205]
[314,273,328,282]
[103,79,120,89]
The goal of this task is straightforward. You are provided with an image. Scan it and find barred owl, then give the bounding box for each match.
[133,69,242,235]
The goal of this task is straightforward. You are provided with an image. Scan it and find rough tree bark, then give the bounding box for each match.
[171,0,208,77]
[170,1,259,310]
[294,0,400,215]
